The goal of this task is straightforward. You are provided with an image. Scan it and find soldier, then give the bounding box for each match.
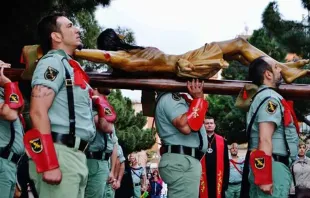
[109,144,126,198]
[113,145,126,191]
[0,61,25,198]
[155,79,208,198]
[85,88,118,198]
[23,12,96,198]
[240,56,299,197]
[226,143,244,198]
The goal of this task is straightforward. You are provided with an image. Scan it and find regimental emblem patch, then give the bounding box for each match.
[172,93,181,101]
[104,107,112,116]
[266,100,278,114]
[254,157,265,169]
[29,138,43,153]
[44,66,59,81]
[9,93,19,103]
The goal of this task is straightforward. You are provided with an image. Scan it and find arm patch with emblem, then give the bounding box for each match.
[266,100,278,114]
[44,66,59,81]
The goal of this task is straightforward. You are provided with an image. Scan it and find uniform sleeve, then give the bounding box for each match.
[141,167,145,176]
[112,126,118,144]
[160,93,188,122]
[31,56,65,94]
[0,88,4,103]
[117,145,126,163]
[256,97,282,127]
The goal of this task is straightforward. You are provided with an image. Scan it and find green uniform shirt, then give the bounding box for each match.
[155,93,208,153]
[131,166,145,184]
[88,112,118,153]
[31,50,96,142]
[0,88,24,155]
[247,85,298,159]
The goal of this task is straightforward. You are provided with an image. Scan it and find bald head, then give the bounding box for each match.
[230,143,238,156]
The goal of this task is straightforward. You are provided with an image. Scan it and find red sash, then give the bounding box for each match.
[199,134,224,198]
[230,159,244,175]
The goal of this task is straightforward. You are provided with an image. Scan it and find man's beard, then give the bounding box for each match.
[77,44,84,50]
[231,152,237,156]
[275,75,283,88]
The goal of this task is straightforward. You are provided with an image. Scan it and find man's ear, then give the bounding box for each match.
[51,32,62,43]
[264,70,272,80]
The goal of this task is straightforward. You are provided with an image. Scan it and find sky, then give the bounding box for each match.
[95,0,307,102]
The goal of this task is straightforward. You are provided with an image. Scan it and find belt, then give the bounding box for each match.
[134,183,140,187]
[162,145,203,160]
[51,132,89,152]
[86,151,111,160]
[0,148,22,165]
[272,154,289,166]
[229,182,241,185]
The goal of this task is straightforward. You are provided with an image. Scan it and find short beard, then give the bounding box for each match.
[275,75,283,88]
[77,44,84,50]
[231,153,237,157]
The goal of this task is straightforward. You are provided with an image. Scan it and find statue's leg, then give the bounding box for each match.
[213,37,310,83]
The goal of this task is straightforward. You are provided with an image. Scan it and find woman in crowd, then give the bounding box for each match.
[290,141,310,198]
[149,170,163,198]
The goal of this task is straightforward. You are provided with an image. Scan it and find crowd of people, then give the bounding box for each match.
[0,9,309,198]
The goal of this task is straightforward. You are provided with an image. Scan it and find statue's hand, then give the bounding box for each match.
[177,59,194,72]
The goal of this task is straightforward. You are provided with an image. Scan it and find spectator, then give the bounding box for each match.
[290,141,310,198]
[226,143,244,198]
[149,170,163,198]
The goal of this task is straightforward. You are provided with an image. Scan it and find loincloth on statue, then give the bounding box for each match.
[177,43,229,79]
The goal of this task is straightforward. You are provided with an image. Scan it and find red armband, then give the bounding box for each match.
[94,95,117,123]
[250,150,272,185]
[187,98,208,131]
[23,129,59,173]
[4,82,24,109]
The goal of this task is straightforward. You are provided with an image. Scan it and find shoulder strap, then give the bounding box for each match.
[56,52,76,140]
[291,163,296,187]
[103,134,108,151]
[246,96,271,147]
[3,123,16,152]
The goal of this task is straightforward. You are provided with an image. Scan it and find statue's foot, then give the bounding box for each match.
[280,66,309,83]
[284,59,310,69]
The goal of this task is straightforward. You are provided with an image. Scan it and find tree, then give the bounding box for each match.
[0,0,111,68]
[206,94,247,144]
[262,1,310,123]
[108,90,156,154]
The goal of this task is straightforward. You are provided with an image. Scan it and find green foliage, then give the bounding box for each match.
[221,61,248,81]
[0,0,111,68]
[206,94,247,144]
[261,1,310,117]
[108,90,156,154]
[249,28,287,61]
[262,1,310,56]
